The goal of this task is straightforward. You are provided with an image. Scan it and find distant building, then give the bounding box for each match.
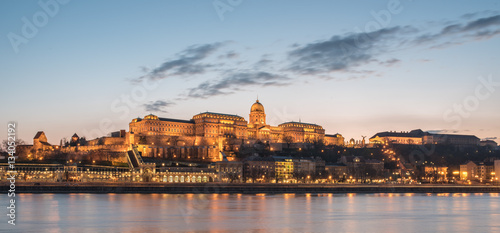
[244,156,276,182]
[33,131,53,151]
[293,158,316,177]
[460,161,494,182]
[324,134,345,146]
[17,131,55,155]
[370,129,479,147]
[110,130,126,138]
[242,156,325,182]
[495,160,500,182]
[274,156,294,181]
[325,164,348,180]
[339,156,384,180]
[460,161,476,181]
[214,161,243,182]
[480,140,498,149]
[432,134,480,147]
[70,133,79,144]
[422,166,448,182]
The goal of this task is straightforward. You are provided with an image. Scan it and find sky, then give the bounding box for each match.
[1,0,500,145]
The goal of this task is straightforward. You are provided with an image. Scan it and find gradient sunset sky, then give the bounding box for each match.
[1,0,499,145]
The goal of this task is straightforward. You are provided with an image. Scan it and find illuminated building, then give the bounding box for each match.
[324,134,345,146]
[33,131,53,151]
[274,156,294,181]
[460,161,494,182]
[21,99,342,163]
[495,160,500,182]
[126,99,343,161]
[423,166,448,182]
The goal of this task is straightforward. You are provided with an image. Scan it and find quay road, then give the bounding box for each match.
[2,182,500,194]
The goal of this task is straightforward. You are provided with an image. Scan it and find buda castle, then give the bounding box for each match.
[30,99,343,162]
[125,99,343,161]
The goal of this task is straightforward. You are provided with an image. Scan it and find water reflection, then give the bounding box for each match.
[1,193,499,232]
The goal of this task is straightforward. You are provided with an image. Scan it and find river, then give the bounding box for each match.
[1,193,499,232]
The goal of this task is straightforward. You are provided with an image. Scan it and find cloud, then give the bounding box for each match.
[379,58,400,67]
[219,51,238,59]
[461,10,498,20]
[254,58,273,68]
[133,12,500,101]
[143,100,175,113]
[416,14,500,49]
[287,26,408,75]
[185,71,290,99]
[287,14,500,76]
[135,42,226,82]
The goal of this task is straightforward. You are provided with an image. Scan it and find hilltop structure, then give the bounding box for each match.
[369,129,480,147]
[126,99,344,161]
[33,99,344,163]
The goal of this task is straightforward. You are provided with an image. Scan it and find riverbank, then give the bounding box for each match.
[2,182,500,194]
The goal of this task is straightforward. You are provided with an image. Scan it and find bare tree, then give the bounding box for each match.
[2,138,26,151]
[283,136,293,149]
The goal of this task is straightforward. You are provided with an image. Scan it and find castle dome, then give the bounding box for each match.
[251,99,265,112]
[144,114,159,120]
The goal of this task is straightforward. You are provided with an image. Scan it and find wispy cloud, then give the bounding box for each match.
[184,71,290,99]
[143,100,175,113]
[254,58,273,68]
[287,26,413,75]
[288,14,500,76]
[379,58,401,67]
[135,42,227,82]
[416,15,500,49]
[219,51,238,59]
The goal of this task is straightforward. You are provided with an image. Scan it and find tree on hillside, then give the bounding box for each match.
[2,138,26,152]
[283,136,293,149]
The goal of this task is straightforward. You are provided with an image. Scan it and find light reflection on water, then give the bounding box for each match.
[1,193,499,233]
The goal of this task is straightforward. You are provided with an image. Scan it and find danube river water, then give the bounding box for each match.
[1,193,499,232]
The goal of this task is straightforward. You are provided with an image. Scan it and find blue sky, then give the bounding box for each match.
[1,0,499,145]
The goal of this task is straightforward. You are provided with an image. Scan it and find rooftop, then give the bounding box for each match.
[158,117,195,124]
[279,121,322,128]
[370,129,428,139]
[196,111,244,118]
[34,131,44,139]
